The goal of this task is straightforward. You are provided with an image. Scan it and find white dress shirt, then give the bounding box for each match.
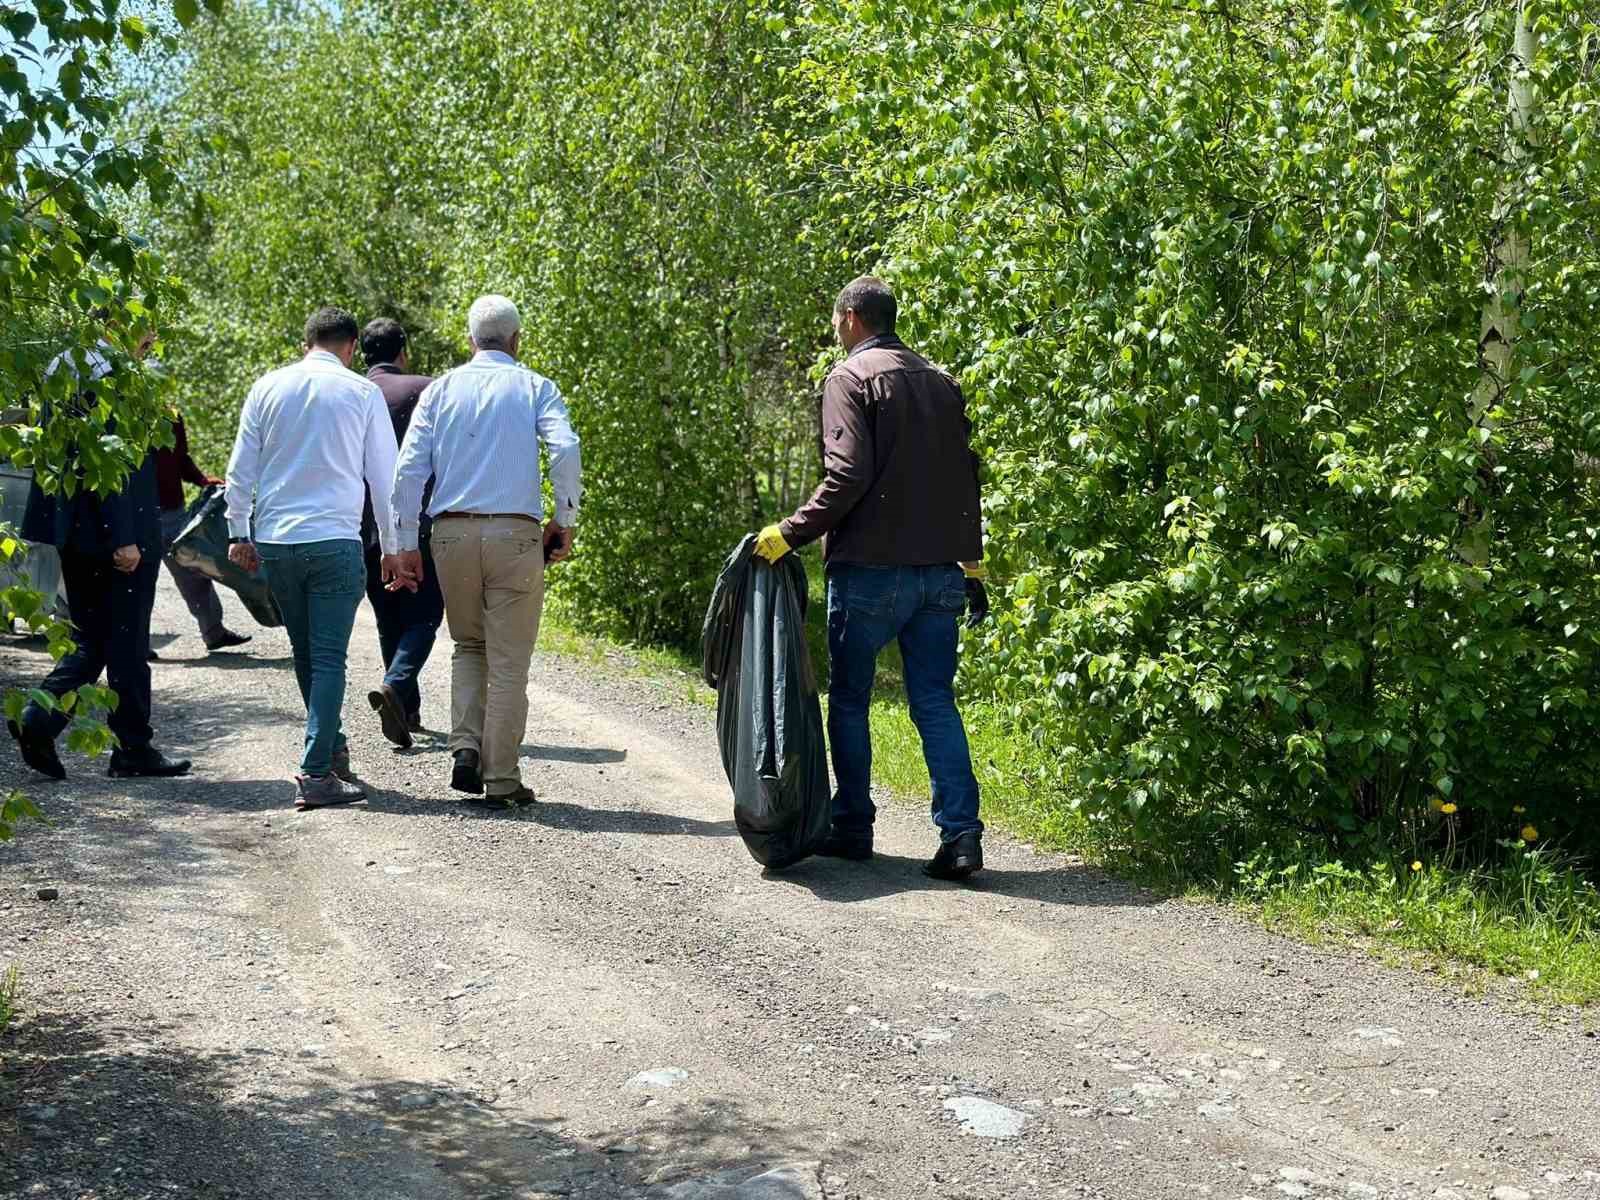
[225,349,399,552]
[390,349,581,552]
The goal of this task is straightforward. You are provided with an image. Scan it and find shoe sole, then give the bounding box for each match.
[923,855,983,881]
[296,793,366,810]
[368,690,414,749]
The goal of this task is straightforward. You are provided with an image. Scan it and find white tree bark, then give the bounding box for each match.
[1462,1,1538,563]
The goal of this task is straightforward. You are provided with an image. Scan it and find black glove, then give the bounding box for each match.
[964,577,989,628]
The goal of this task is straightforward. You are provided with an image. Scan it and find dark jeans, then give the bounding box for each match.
[364,535,444,718]
[826,562,983,843]
[259,539,365,776]
[22,546,159,752]
[159,507,224,640]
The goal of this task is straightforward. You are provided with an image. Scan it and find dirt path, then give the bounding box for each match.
[2,582,1598,1200]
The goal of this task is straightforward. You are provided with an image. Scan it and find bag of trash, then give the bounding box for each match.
[169,485,283,628]
[702,535,830,869]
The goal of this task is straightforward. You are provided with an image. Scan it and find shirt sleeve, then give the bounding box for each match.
[362,385,400,556]
[391,378,437,552]
[779,370,872,547]
[537,380,582,526]
[224,384,263,540]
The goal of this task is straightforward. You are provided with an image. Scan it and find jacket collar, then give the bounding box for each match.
[305,348,344,367]
[847,332,902,360]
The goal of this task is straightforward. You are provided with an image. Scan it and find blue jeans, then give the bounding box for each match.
[260,539,365,777]
[365,535,443,718]
[826,562,983,844]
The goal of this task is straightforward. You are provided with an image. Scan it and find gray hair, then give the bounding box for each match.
[467,294,522,350]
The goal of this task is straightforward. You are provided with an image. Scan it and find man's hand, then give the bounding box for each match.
[543,522,575,564]
[754,524,791,564]
[384,551,422,592]
[204,475,225,488]
[962,562,989,629]
[228,541,260,574]
[111,544,142,574]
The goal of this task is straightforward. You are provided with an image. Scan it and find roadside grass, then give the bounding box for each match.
[538,607,1600,1008]
[0,964,19,1038]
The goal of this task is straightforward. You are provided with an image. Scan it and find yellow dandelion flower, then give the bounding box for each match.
[1521,824,1539,842]
[1440,802,1458,815]
[1411,860,1423,872]
[1512,805,1526,814]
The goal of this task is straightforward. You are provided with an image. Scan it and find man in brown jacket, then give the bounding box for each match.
[754,276,989,880]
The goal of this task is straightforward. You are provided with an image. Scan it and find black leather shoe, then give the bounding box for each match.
[923,830,983,880]
[205,628,252,652]
[450,749,483,795]
[466,784,535,811]
[407,711,423,733]
[368,684,413,748]
[8,719,65,781]
[147,649,160,662]
[107,749,192,779]
[818,831,873,861]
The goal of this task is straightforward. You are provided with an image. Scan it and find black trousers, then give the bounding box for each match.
[23,546,159,751]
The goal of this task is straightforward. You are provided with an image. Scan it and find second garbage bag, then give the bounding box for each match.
[703,535,830,870]
[169,485,283,628]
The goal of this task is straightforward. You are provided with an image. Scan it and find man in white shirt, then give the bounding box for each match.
[225,307,411,810]
[391,295,581,809]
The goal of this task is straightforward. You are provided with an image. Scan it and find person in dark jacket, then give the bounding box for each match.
[8,336,193,781]
[153,414,251,656]
[359,317,443,748]
[753,276,989,880]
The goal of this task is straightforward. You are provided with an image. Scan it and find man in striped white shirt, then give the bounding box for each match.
[391,295,581,809]
[225,307,411,809]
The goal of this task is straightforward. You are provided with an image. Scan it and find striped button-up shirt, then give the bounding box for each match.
[390,350,581,553]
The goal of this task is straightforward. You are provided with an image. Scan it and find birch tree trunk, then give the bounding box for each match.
[1462,0,1538,564]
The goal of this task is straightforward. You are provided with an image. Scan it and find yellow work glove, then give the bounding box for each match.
[754,524,792,563]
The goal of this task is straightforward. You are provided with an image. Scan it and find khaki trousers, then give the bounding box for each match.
[430,516,546,795]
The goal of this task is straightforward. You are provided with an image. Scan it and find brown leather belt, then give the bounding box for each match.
[435,511,540,524]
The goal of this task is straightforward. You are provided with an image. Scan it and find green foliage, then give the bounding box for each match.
[0,963,18,1036]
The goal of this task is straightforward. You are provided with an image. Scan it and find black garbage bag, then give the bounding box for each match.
[702,535,830,870]
[169,485,283,628]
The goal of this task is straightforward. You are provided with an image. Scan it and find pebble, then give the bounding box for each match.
[626,1067,689,1090]
[395,1092,436,1110]
[1490,1189,1532,1200]
[942,1096,1029,1138]
[36,887,58,901]
[659,1162,822,1199]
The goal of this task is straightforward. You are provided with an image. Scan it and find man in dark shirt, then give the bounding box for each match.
[754,276,990,880]
[9,334,192,781]
[359,318,443,748]
[153,414,251,656]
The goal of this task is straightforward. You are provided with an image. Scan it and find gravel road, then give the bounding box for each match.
[2,580,1598,1200]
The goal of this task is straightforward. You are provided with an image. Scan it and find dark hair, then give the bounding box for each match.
[304,306,359,350]
[833,275,897,334]
[360,317,407,366]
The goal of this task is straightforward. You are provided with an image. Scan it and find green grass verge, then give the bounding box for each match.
[539,610,1600,1008]
[0,964,19,1038]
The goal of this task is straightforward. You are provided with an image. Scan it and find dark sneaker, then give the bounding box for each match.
[204,628,252,652]
[330,746,357,783]
[466,784,535,811]
[407,711,423,733]
[296,773,366,810]
[107,749,192,779]
[818,831,873,861]
[8,719,65,781]
[147,649,160,662]
[449,749,483,795]
[923,830,983,881]
[367,684,413,749]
